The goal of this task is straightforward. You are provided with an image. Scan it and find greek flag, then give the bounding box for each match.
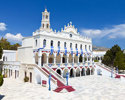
[65,47,67,56]
[50,46,54,55]
[81,49,83,56]
[71,48,73,56]
[38,45,46,51]
[57,47,60,55]
[85,49,89,56]
[76,48,78,56]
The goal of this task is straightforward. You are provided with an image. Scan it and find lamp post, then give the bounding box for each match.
[66,72,69,86]
[48,74,51,91]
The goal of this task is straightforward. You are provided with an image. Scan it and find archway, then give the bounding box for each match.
[76,68,80,77]
[74,54,78,63]
[63,68,69,78]
[49,54,54,64]
[56,54,61,64]
[62,54,67,63]
[91,67,95,75]
[70,68,75,77]
[56,69,61,75]
[81,68,85,76]
[69,54,73,63]
[86,68,90,75]
[79,54,83,63]
[35,53,38,64]
[36,74,41,84]
[41,53,47,66]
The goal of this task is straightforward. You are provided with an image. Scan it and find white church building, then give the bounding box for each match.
[2,9,97,89]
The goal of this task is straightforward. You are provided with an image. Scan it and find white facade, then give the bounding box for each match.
[1,50,17,61]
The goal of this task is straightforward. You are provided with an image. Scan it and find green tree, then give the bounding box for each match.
[114,51,125,70]
[0,44,3,86]
[102,45,121,67]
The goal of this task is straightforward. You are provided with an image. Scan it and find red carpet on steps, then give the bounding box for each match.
[42,67,75,92]
[54,86,75,92]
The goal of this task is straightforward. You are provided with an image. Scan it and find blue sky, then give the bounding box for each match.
[0,0,125,49]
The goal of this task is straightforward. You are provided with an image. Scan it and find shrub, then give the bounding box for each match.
[94,60,99,62]
[0,73,4,86]
[24,76,29,82]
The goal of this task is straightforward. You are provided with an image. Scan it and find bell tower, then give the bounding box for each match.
[40,8,51,31]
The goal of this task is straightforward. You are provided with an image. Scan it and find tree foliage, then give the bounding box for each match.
[0,37,21,50]
[102,45,125,70]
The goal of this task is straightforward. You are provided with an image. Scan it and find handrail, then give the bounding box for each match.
[44,64,66,84]
[24,64,57,85]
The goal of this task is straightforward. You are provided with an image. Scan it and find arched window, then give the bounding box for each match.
[35,40,37,46]
[75,44,77,49]
[47,24,49,28]
[43,39,46,46]
[3,56,5,61]
[70,43,72,48]
[85,45,87,50]
[80,44,82,49]
[58,41,60,47]
[64,42,66,48]
[46,15,48,19]
[89,45,91,50]
[43,24,44,28]
[51,40,53,46]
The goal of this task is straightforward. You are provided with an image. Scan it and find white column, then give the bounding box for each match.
[33,52,35,64]
[78,54,80,64]
[38,50,42,67]
[61,53,63,64]
[46,53,49,65]
[72,54,74,64]
[82,55,84,63]
[67,54,69,64]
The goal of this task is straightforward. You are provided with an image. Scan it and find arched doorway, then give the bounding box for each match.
[35,53,38,64]
[49,54,54,64]
[79,54,83,63]
[56,54,61,64]
[36,74,41,84]
[62,54,67,63]
[91,67,95,75]
[76,68,80,77]
[56,69,61,75]
[86,68,90,75]
[70,68,75,77]
[63,69,69,78]
[74,54,78,63]
[41,53,47,66]
[30,72,32,83]
[81,68,85,76]
[69,54,73,63]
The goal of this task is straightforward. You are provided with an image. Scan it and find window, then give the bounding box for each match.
[35,40,37,46]
[89,45,91,50]
[80,44,82,49]
[58,41,60,47]
[43,24,44,28]
[70,43,72,48]
[64,42,66,48]
[75,44,77,49]
[85,45,87,50]
[47,24,49,28]
[51,40,53,46]
[46,15,48,19]
[43,39,46,46]
[70,34,72,38]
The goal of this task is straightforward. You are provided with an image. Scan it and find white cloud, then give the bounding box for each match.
[0,23,6,31]
[4,33,23,43]
[80,24,125,39]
